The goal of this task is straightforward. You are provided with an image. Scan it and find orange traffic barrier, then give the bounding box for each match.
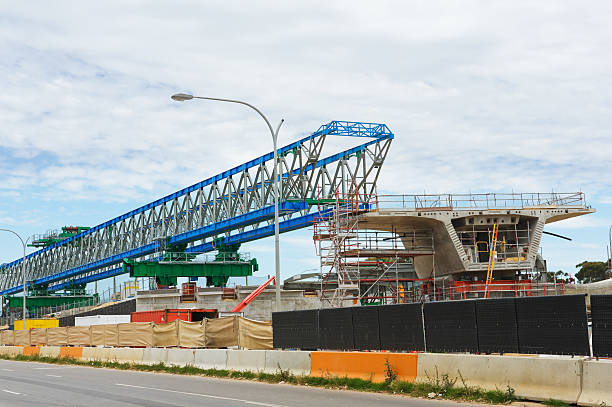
[23,346,40,356]
[59,346,83,359]
[311,351,418,383]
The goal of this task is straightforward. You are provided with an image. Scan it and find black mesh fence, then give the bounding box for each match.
[590,295,612,357]
[475,298,519,354]
[319,307,354,350]
[515,295,589,356]
[271,295,591,355]
[351,306,380,350]
[272,309,319,350]
[378,303,424,351]
[424,300,478,353]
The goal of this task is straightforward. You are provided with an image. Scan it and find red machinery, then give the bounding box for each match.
[231,276,276,312]
[131,308,218,323]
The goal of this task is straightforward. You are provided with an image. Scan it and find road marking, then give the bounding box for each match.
[116,383,288,407]
[2,389,21,395]
[45,374,62,378]
[1,369,14,372]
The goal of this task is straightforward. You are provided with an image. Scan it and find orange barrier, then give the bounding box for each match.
[59,346,83,359]
[311,351,418,383]
[23,346,40,356]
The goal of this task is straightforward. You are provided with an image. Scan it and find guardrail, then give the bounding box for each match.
[376,192,587,211]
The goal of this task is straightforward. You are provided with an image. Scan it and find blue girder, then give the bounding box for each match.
[1,120,393,295]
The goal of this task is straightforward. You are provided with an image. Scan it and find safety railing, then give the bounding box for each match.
[376,192,587,211]
[161,251,251,263]
[425,281,566,302]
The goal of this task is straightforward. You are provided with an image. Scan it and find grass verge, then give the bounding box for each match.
[0,353,515,404]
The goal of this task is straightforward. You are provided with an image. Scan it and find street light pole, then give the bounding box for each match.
[0,229,30,329]
[608,225,612,274]
[171,93,285,311]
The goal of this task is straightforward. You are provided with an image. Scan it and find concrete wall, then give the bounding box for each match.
[565,280,612,306]
[136,288,322,321]
[416,353,583,404]
[3,345,611,406]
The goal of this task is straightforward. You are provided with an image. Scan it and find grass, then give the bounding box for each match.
[542,400,569,407]
[0,353,516,404]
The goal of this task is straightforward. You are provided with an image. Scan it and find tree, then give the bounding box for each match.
[575,260,610,283]
[538,270,575,284]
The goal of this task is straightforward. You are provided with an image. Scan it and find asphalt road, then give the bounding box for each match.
[0,359,477,407]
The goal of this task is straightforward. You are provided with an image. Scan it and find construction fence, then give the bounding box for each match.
[273,294,612,357]
[0,316,272,350]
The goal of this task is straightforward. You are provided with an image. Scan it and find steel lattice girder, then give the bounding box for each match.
[0,121,393,294]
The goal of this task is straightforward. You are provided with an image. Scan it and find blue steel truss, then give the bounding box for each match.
[0,121,393,295]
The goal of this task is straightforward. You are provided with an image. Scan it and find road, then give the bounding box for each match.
[0,359,478,407]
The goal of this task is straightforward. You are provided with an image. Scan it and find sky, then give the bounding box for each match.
[0,1,611,293]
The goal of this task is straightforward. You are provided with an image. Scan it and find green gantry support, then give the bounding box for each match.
[122,240,258,287]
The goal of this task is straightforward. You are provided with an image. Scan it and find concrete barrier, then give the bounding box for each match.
[264,350,311,376]
[40,346,60,358]
[82,347,112,361]
[23,346,40,356]
[108,348,144,363]
[416,353,583,404]
[577,359,612,406]
[166,349,195,366]
[194,349,227,370]
[143,348,168,365]
[0,346,23,357]
[311,351,418,383]
[59,347,83,359]
[227,350,266,372]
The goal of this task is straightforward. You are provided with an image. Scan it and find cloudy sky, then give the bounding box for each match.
[1,1,610,290]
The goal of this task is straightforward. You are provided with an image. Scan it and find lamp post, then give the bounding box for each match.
[608,225,612,275]
[171,93,284,311]
[0,229,30,329]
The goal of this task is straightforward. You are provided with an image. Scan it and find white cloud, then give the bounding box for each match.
[546,215,609,230]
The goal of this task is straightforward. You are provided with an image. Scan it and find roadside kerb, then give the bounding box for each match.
[577,359,612,406]
[227,350,266,372]
[82,347,111,361]
[142,348,168,365]
[194,349,227,370]
[40,346,60,358]
[23,346,40,356]
[0,346,23,357]
[311,352,418,383]
[59,346,83,359]
[416,353,583,404]
[166,349,195,367]
[264,350,311,376]
[108,348,144,363]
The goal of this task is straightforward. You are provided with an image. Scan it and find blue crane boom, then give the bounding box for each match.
[0,120,393,295]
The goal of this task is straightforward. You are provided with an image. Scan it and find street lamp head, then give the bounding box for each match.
[171,93,194,102]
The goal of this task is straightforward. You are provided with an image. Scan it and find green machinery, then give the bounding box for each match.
[29,226,91,248]
[2,283,98,317]
[2,226,97,316]
[122,239,258,287]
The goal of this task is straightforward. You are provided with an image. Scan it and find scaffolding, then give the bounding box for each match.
[313,186,435,307]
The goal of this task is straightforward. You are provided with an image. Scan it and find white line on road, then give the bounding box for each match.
[45,374,62,378]
[1,369,14,372]
[116,383,289,407]
[2,389,21,395]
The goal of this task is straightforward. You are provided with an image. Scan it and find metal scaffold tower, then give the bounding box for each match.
[313,184,435,307]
